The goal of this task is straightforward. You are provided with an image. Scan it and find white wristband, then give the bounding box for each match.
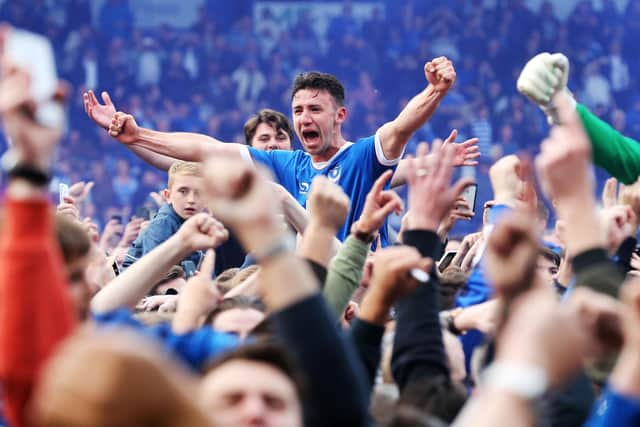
[482,361,548,400]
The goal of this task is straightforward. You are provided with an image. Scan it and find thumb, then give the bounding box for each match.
[199,249,216,278]
[444,129,457,145]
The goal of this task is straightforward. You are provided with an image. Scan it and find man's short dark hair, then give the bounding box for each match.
[204,340,306,400]
[205,295,265,326]
[55,215,91,263]
[243,109,294,146]
[396,376,467,423]
[291,71,345,107]
[539,245,561,267]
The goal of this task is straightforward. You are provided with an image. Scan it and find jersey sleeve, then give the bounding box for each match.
[373,128,404,167]
[577,103,640,185]
[246,147,298,191]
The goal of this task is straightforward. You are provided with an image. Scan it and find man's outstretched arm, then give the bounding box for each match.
[83,90,244,170]
[378,57,456,161]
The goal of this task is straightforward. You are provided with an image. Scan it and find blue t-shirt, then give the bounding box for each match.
[245,131,399,247]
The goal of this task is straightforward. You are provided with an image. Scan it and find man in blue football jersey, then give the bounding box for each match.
[83,57,461,246]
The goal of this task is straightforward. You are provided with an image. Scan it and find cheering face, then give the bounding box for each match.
[292,89,345,158]
[167,174,206,220]
[251,123,292,151]
[199,360,302,427]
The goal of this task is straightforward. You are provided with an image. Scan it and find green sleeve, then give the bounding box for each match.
[322,235,369,320]
[577,103,640,185]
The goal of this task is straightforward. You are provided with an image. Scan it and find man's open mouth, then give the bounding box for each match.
[302,130,320,141]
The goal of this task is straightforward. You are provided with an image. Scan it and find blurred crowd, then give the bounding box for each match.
[1,0,639,232]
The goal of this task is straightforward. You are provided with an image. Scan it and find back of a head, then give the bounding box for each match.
[396,376,467,423]
[439,266,468,310]
[168,161,202,188]
[386,405,448,427]
[55,215,91,264]
[32,330,210,427]
[291,71,345,106]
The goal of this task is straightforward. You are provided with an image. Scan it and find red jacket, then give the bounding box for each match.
[0,198,76,427]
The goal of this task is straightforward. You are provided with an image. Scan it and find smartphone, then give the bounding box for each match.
[110,215,123,224]
[58,183,69,204]
[4,27,66,129]
[438,251,457,273]
[458,183,478,213]
[182,261,197,278]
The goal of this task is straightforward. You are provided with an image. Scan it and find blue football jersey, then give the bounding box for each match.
[244,131,399,246]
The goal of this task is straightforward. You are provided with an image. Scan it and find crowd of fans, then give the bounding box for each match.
[1,0,639,233]
[3,1,640,427]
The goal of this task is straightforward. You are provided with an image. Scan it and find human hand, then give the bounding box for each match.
[517,52,570,107]
[56,196,80,221]
[81,217,100,243]
[424,56,456,93]
[618,179,640,231]
[354,170,403,236]
[203,155,284,252]
[535,93,594,208]
[442,129,480,167]
[83,89,116,130]
[108,111,141,145]
[98,218,124,252]
[175,213,229,254]
[485,212,538,297]
[149,191,166,207]
[174,250,220,332]
[601,205,637,253]
[437,198,474,240]
[137,294,179,312]
[117,217,145,248]
[564,287,622,358]
[306,175,350,232]
[489,155,524,207]
[405,141,474,231]
[361,246,431,324]
[68,181,95,203]
[452,299,501,335]
[602,177,619,209]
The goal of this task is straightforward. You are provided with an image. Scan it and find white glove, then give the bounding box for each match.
[517,52,576,124]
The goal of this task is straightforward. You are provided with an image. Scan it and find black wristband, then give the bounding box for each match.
[7,164,51,186]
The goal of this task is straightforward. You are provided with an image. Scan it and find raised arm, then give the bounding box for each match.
[91,214,228,314]
[378,57,456,160]
[203,155,369,427]
[83,90,244,170]
[518,52,640,185]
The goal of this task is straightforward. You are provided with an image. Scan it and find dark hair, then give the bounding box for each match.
[539,245,561,267]
[204,295,265,326]
[396,376,467,423]
[148,265,185,296]
[55,215,91,263]
[386,405,448,427]
[243,109,294,146]
[291,71,345,106]
[204,340,306,400]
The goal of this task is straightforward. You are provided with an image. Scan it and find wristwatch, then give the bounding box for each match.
[441,307,466,336]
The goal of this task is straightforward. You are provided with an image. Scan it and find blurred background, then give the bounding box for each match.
[0,0,637,236]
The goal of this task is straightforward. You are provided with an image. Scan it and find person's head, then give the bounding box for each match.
[386,405,448,427]
[166,161,205,219]
[149,265,186,296]
[243,109,294,151]
[291,72,346,157]
[199,342,304,427]
[395,376,467,423]
[55,215,92,321]
[206,296,265,340]
[537,246,560,288]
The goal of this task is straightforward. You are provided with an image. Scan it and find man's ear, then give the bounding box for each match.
[335,106,347,124]
[162,188,170,200]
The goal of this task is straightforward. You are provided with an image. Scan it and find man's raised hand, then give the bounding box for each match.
[405,141,474,231]
[307,176,350,232]
[424,56,456,93]
[175,213,229,253]
[82,90,116,130]
[354,170,403,236]
[108,111,140,144]
[442,129,480,167]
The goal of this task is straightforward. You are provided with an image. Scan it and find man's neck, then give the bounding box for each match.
[310,136,347,163]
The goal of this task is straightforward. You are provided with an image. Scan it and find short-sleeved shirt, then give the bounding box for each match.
[241,130,400,247]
